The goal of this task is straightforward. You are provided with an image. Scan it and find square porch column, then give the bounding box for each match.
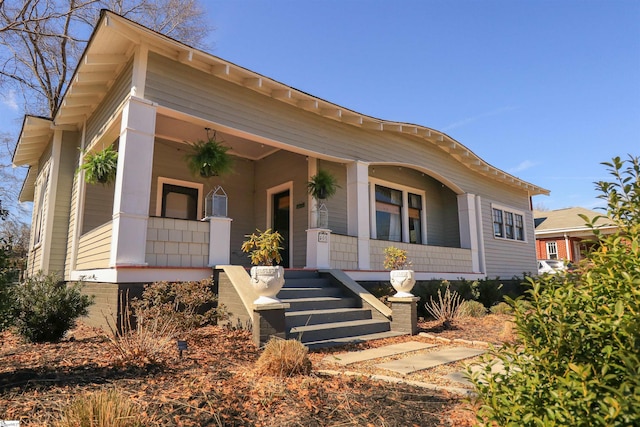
[457,193,484,273]
[110,96,157,267]
[347,161,370,270]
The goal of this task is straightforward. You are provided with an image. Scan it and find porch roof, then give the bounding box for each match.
[12,115,54,202]
[14,10,549,199]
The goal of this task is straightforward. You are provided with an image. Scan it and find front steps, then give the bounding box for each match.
[278,270,404,349]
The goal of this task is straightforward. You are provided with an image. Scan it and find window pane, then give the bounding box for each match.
[515,214,524,240]
[375,185,402,205]
[505,212,514,239]
[493,208,504,237]
[162,184,198,220]
[376,201,401,241]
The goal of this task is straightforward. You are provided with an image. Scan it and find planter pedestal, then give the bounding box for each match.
[252,302,289,347]
[389,296,420,335]
[306,228,331,269]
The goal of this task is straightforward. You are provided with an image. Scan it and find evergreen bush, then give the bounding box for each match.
[471,155,640,426]
[13,273,93,342]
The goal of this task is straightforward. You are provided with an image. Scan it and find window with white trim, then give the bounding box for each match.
[370,179,427,244]
[546,241,558,259]
[156,177,203,220]
[492,204,526,242]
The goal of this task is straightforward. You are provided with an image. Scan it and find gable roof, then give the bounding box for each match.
[13,10,549,199]
[534,207,616,234]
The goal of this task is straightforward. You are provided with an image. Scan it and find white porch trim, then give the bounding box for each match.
[347,161,370,270]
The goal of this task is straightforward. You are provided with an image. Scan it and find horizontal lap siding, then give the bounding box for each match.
[85,61,132,145]
[82,183,115,234]
[76,222,112,270]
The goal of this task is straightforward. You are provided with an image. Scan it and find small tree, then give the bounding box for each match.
[471,155,640,426]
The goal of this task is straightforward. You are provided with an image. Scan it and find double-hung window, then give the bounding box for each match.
[546,241,558,259]
[33,166,50,247]
[492,204,526,242]
[370,180,426,244]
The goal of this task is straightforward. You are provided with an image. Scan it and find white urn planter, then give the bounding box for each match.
[390,269,416,297]
[250,265,285,305]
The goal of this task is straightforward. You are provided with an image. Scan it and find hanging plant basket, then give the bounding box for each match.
[79,145,118,185]
[185,136,233,178]
[307,169,339,201]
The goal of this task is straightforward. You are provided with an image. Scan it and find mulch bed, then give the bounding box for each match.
[0,319,504,426]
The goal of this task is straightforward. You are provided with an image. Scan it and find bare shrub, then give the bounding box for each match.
[458,300,487,318]
[55,388,143,427]
[425,285,462,327]
[105,294,178,367]
[256,338,312,377]
[131,279,225,332]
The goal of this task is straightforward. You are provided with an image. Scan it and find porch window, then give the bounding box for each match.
[375,185,402,241]
[408,193,422,244]
[156,177,204,221]
[370,179,427,244]
[492,203,526,242]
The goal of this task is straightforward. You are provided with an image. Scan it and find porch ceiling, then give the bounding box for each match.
[154,115,280,161]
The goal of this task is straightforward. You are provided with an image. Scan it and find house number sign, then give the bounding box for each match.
[318,231,329,243]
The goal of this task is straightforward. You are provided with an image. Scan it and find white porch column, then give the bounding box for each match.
[208,217,233,266]
[457,193,483,273]
[110,96,157,267]
[347,161,370,270]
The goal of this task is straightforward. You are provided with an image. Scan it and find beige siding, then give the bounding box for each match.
[49,131,80,276]
[369,240,473,273]
[85,60,132,145]
[150,138,256,265]
[77,221,112,270]
[145,217,209,267]
[254,151,308,268]
[82,182,115,234]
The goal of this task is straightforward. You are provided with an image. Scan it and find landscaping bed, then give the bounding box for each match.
[0,316,516,426]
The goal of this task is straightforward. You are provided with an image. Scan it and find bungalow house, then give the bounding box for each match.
[534,207,616,263]
[12,11,547,343]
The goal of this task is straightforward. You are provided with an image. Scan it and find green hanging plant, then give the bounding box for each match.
[307,169,339,200]
[79,145,118,185]
[185,136,233,178]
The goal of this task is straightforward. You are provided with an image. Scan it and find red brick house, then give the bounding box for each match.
[534,207,616,263]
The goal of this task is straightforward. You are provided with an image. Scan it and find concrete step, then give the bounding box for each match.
[281,296,357,311]
[304,331,407,350]
[282,277,333,288]
[285,307,372,328]
[289,318,391,343]
[278,286,343,299]
[284,269,320,279]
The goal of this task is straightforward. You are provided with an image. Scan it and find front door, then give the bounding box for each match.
[272,190,290,268]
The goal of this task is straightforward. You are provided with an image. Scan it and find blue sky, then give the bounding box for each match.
[2,0,639,216]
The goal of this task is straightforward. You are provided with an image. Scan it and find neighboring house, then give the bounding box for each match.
[534,207,616,263]
[13,11,547,294]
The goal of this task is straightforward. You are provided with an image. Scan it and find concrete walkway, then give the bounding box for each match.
[375,346,486,375]
[322,341,436,365]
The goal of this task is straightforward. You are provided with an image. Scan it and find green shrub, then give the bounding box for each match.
[458,300,486,318]
[13,273,93,342]
[470,155,640,426]
[489,301,513,315]
[0,238,15,332]
[131,279,224,332]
